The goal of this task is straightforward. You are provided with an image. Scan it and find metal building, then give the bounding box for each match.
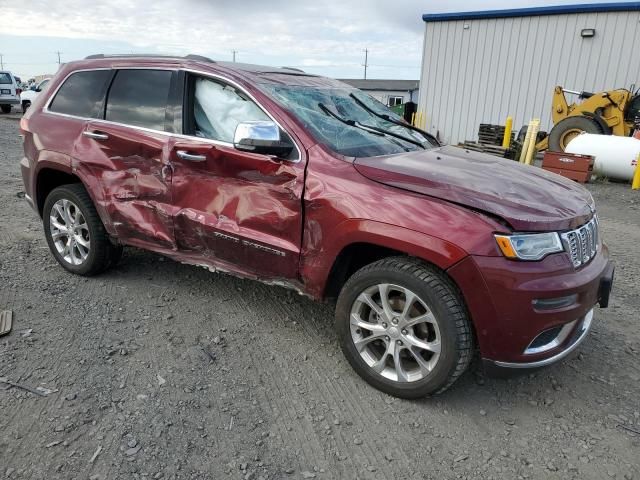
[417,2,640,145]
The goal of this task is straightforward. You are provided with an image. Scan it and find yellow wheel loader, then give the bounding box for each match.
[537,86,640,152]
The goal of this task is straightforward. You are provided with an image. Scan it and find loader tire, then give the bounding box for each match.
[548,116,604,152]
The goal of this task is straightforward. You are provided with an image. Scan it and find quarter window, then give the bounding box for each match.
[49,70,112,117]
[190,76,269,143]
[105,69,172,131]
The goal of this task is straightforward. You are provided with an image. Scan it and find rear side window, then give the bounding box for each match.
[105,69,172,131]
[0,73,13,84]
[49,70,112,117]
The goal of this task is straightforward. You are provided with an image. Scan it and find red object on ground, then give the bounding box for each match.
[542,151,594,183]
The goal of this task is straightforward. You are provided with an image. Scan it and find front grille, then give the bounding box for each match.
[561,216,598,268]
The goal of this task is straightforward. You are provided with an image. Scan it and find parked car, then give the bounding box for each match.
[0,70,20,113]
[19,55,614,398]
[20,78,50,113]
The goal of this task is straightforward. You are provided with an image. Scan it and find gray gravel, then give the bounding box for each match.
[1,112,639,479]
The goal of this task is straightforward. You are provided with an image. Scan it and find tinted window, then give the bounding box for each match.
[106,70,172,130]
[49,70,112,117]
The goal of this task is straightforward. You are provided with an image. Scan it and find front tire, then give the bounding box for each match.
[43,184,122,276]
[336,257,473,398]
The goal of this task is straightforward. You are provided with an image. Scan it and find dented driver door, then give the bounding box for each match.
[169,137,305,280]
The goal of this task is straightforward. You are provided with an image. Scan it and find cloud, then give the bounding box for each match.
[2,0,606,78]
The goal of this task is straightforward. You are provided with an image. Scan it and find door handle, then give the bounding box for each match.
[177,150,207,162]
[83,131,109,140]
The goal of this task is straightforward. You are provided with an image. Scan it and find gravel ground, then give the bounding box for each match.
[1,111,639,480]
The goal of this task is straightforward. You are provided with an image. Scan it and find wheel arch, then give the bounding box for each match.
[35,164,115,236]
[306,219,469,300]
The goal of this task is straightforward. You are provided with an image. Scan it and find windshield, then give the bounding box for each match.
[259,84,438,158]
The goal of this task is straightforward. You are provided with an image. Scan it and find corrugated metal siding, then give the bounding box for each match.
[418,11,640,144]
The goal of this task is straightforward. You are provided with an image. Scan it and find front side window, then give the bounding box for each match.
[49,70,112,117]
[105,69,172,130]
[190,76,269,143]
[0,73,13,84]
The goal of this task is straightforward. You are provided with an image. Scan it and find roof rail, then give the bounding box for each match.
[84,54,216,63]
[281,66,305,73]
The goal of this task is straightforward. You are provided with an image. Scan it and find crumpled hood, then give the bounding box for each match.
[354,146,595,231]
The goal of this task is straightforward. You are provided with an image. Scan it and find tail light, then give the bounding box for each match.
[16,88,22,96]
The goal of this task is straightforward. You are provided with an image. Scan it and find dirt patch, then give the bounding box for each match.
[1,115,639,479]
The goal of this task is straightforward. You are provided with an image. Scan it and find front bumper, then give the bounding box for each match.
[448,245,613,373]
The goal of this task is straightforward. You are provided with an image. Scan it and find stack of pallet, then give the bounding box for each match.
[478,124,514,146]
[458,123,517,159]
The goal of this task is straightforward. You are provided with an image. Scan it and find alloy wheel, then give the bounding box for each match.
[49,199,91,266]
[349,283,441,383]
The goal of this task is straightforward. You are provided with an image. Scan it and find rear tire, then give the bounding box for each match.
[336,257,473,399]
[43,184,121,276]
[548,116,604,152]
[1,105,10,114]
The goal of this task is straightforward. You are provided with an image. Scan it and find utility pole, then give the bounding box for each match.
[363,49,368,80]
[232,50,238,62]
[55,51,62,64]
[0,54,3,70]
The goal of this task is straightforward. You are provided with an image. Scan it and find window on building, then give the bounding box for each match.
[388,96,404,107]
[49,70,112,118]
[105,69,172,130]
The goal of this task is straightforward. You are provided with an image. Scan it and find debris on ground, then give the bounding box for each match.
[0,310,13,336]
[0,377,58,396]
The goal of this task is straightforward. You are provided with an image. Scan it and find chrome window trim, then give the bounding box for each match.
[42,66,303,163]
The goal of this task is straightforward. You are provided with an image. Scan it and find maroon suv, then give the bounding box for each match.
[19,55,614,398]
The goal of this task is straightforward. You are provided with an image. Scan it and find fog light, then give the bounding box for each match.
[532,294,578,311]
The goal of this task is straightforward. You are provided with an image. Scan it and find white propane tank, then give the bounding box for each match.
[565,133,640,181]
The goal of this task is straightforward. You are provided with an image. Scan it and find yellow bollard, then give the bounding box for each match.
[524,119,540,165]
[632,152,640,190]
[411,112,416,127]
[502,116,513,149]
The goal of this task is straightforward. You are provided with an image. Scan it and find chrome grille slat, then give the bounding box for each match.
[561,216,599,268]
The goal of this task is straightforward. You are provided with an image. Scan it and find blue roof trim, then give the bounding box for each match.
[422,2,640,22]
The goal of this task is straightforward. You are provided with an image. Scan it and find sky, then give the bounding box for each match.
[0,0,615,80]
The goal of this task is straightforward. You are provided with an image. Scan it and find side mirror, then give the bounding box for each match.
[35,87,41,92]
[233,121,293,158]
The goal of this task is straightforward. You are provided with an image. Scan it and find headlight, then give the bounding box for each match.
[494,232,564,261]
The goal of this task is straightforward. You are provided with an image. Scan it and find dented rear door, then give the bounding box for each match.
[75,120,175,247]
